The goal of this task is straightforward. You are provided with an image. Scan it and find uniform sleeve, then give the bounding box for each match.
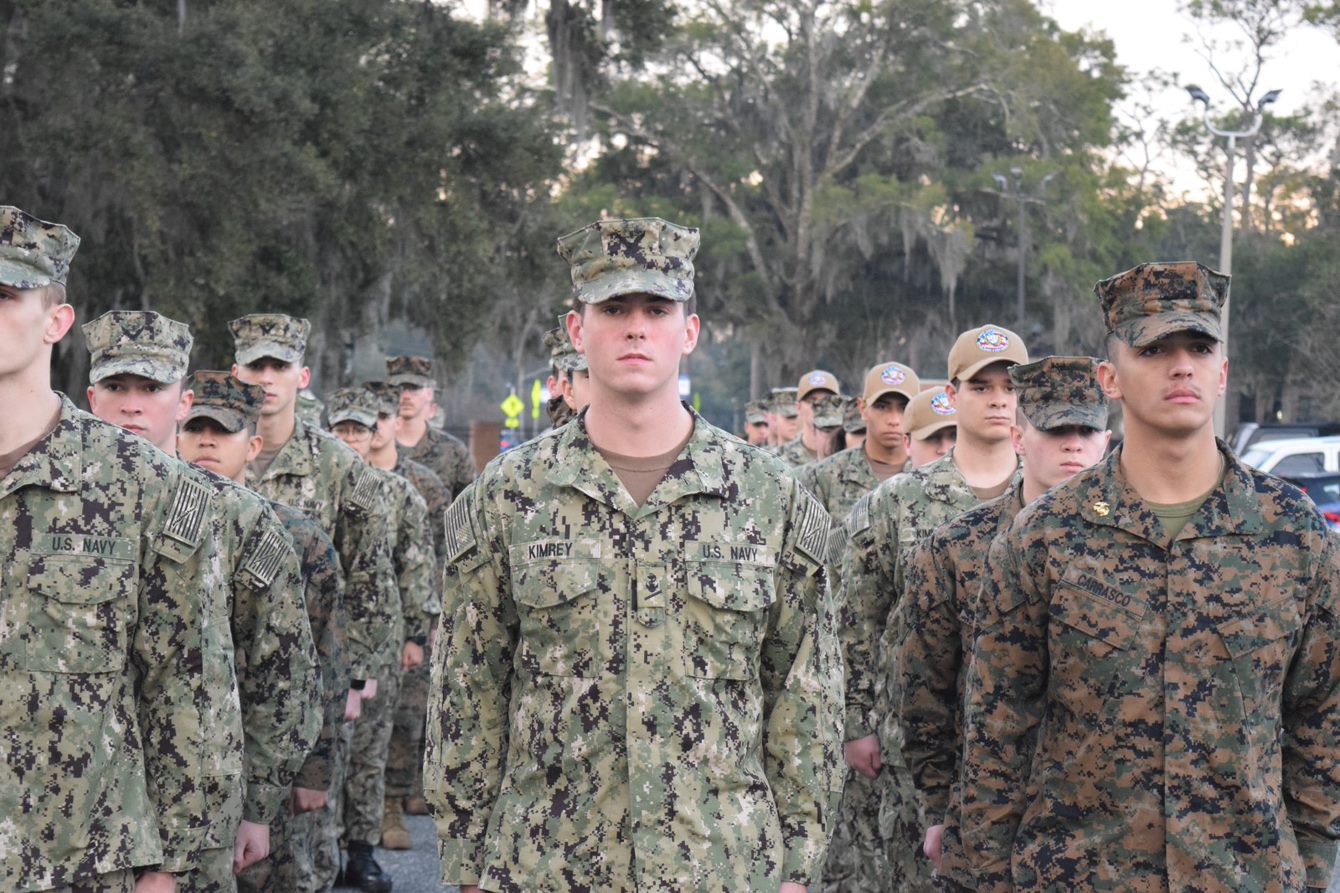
[446,439,477,500]
[961,531,1048,893]
[333,465,396,680]
[232,506,322,824]
[838,490,897,740]
[1282,530,1340,889]
[425,483,516,886]
[895,533,962,821]
[762,481,844,884]
[292,523,350,794]
[394,485,434,642]
[137,472,215,872]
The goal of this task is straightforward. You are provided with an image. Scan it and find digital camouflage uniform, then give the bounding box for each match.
[426,217,844,892]
[835,450,1022,893]
[895,356,1107,892]
[797,445,883,522]
[84,315,323,893]
[963,263,1340,893]
[0,396,214,891]
[542,320,587,430]
[388,355,477,499]
[774,433,819,468]
[767,387,799,455]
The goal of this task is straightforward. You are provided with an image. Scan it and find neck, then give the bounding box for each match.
[229,469,247,485]
[584,387,692,457]
[398,415,428,446]
[1118,422,1221,503]
[864,437,907,467]
[1021,474,1046,505]
[952,429,1019,487]
[257,409,297,452]
[0,372,59,454]
[369,442,398,471]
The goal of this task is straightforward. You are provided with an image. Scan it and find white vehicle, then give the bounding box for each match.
[1239,435,1340,476]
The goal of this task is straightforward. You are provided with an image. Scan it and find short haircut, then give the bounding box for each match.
[43,282,66,308]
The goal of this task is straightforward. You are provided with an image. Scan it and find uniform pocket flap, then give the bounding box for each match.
[1217,598,1302,659]
[685,560,776,612]
[1052,574,1144,651]
[28,551,136,604]
[511,542,602,608]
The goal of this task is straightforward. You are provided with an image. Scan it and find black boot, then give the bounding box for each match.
[343,840,393,892]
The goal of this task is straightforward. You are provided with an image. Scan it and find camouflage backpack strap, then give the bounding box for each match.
[787,484,831,573]
[152,473,214,563]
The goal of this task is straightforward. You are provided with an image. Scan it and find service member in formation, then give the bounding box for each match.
[0,205,213,893]
[541,317,590,431]
[177,372,351,893]
[963,263,1340,893]
[388,355,476,498]
[82,312,321,893]
[798,361,920,528]
[363,379,452,842]
[775,370,841,467]
[425,216,844,893]
[326,387,434,893]
[840,395,866,451]
[839,323,1027,893]
[744,398,771,445]
[895,356,1109,891]
[230,314,398,893]
[903,386,957,467]
[768,386,800,448]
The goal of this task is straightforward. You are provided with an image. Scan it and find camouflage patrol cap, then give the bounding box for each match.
[363,380,399,416]
[1096,261,1227,348]
[905,385,957,440]
[842,395,866,434]
[863,361,920,405]
[556,217,699,305]
[184,370,264,433]
[82,310,192,384]
[386,355,434,388]
[744,399,769,425]
[544,317,587,373]
[230,314,311,365]
[0,205,80,289]
[812,393,845,428]
[770,387,799,418]
[948,323,1029,382]
[326,386,378,429]
[1010,356,1108,432]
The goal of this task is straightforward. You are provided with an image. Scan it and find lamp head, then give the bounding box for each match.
[1186,85,1211,106]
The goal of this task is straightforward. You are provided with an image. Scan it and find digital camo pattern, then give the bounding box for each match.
[894,484,1023,889]
[230,313,312,365]
[1009,355,1108,432]
[546,393,577,429]
[246,419,396,681]
[962,443,1340,892]
[831,449,1018,893]
[82,310,192,384]
[556,216,699,305]
[425,412,843,891]
[394,453,451,585]
[773,433,818,469]
[795,444,882,526]
[402,424,477,500]
[45,869,135,893]
[1096,260,1228,348]
[0,204,80,287]
[0,398,211,890]
[386,354,434,388]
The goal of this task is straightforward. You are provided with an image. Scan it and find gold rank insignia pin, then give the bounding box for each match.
[1093,501,1110,517]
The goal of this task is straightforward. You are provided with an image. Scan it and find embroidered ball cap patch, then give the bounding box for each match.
[977,328,1010,352]
[930,392,955,416]
[809,372,828,386]
[880,366,906,385]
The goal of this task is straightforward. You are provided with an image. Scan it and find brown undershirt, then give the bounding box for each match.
[865,452,903,483]
[252,440,286,477]
[971,476,1014,502]
[0,402,61,480]
[596,428,694,507]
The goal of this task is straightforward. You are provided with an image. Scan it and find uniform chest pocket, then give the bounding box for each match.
[1048,578,1144,700]
[683,560,776,680]
[512,557,616,678]
[20,551,135,674]
[1216,598,1302,710]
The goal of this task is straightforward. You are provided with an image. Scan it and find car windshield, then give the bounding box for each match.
[1241,447,1272,469]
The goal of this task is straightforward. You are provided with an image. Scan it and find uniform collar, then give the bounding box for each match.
[547,406,728,518]
[840,445,880,487]
[1,393,83,499]
[258,417,318,481]
[1076,439,1262,542]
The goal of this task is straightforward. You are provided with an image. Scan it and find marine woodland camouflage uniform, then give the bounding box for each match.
[388,355,477,499]
[426,217,844,892]
[895,357,1107,891]
[84,315,322,893]
[963,263,1340,893]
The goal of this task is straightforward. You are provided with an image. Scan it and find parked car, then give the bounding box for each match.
[1276,471,1340,531]
[1239,435,1340,477]
[1231,421,1340,455]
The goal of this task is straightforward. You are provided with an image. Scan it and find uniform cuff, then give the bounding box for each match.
[780,845,821,888]
[158,823,210,874]
[843,708,873,742]
[243,781,287,825]
[1298,834,1337,889]
[437,837,483,886]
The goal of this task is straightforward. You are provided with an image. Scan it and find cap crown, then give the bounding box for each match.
[905,386,958,439]
[230,314,311,364]
[326,386,379,427]
[386,355,434,387]
[557,217,699,305]
[83,310,192,384]
[188,371,264,422]
[0,205,80,288]
[1096,261,1227,348]
[863,362,920,404]
[1009,356,1108,431]
[948,324,1029,382]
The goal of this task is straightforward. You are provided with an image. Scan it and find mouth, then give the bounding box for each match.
[122,424,146,434]
[618,353,652,363]
[1165,389,1200,404]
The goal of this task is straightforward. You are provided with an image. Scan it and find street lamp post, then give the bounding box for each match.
[1185,84,1281,437]
[993,168,1056,328]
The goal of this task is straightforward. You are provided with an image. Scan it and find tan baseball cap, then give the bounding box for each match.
[947,324,1029,382]
[797,369,841,402]
[905,386,958,440]
[862,361,920,405]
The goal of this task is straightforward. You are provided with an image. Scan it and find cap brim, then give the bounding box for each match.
[236,341,304,365]
[954,356,1022,384]
[328,409,377,428]
[388,374,435,388]
[1023,404,1109,432]
[1116,313,1223,349]
[863,385,917,405]
[0,257,52,289]
[911,418,956,440]
[574,268,693,304]
[90,357,184,385]
[184,405,249,433]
